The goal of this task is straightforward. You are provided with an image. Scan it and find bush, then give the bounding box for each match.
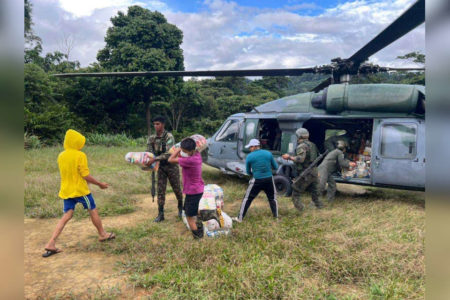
[24,132,41,149]
[85,133,146,147]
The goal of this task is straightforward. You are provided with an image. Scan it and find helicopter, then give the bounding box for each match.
[55,0,425,193]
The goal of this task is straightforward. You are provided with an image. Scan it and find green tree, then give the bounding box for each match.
[24,0,43,65]
[252,76,289,98]
[397,51,425,64]
[151,80,202,131]
[24,0,41,45]
[97,6,184,136]
[24,63,80,143]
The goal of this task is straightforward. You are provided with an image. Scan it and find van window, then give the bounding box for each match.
[215,120,239,142]
[381,123,417,159]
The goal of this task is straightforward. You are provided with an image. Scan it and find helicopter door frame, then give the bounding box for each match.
[242,118,259,154]
[371,118,425,190]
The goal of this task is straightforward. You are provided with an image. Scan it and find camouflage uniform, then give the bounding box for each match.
[147,131,183,214]
[318,149,351,202]
[291,139,323,211]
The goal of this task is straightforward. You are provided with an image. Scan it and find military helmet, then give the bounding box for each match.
[336,140,347,150]
[295,128,309,139]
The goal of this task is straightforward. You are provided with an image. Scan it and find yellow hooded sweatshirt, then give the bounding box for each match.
[58,129,90,199]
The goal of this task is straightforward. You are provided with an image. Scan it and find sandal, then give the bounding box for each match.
[99,232,116,242]
[42,248,61,258]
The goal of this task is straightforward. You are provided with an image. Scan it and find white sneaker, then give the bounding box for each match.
[232,217,242,223]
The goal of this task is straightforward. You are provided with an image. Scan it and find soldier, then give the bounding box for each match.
[318,141,356,202]
[282,128,323,211]
[145,116,183,222]
[324,129,363,154]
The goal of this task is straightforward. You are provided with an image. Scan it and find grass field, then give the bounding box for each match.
[24,146,425,299]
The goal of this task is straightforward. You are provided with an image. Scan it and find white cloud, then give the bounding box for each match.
[31,0,425,70]
[58,0,133,17]
[56,0,168,17]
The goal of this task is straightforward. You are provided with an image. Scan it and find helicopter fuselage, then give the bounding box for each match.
[204,83,425,192]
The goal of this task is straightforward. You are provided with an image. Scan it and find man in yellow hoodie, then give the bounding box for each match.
[43,129,115,257]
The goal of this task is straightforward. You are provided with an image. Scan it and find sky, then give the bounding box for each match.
[30,0,425,71]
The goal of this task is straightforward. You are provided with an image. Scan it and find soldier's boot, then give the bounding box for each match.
[312,197,324,209]
[327,190,336,203]
[292,196,305,212]
[154,205,165,222]
[177,200,183,218]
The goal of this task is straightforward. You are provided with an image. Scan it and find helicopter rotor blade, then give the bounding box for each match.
[348,0,424,66]
[381,67,425,71]
[311,77,333,93]
[53,67,328,78]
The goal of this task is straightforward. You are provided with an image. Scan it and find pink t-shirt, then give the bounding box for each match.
[178,152,204,195]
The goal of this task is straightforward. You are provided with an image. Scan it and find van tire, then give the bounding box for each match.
[273,175,292,197]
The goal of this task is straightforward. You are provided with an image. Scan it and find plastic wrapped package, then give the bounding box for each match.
[357,154,371,162]
[342,167,356,180]
[125,152,159,171]
[190,134,208,152]
[168,134,208,154]
[182,211,232,237]
[204,219,220,231]
[181,184,232,238]
[355,161,370,178]
[199,184,224,210]
[203,212,232,238]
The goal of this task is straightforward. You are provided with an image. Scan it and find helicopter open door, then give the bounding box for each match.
[371,118,425,190]
[242,118,282,154]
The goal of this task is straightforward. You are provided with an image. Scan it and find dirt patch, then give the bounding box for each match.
[24,193,179,299]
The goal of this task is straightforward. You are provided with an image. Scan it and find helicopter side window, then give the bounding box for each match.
[381,123,417,159]
[215,119,239,142]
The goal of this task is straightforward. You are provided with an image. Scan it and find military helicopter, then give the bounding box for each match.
[56,0,425,193]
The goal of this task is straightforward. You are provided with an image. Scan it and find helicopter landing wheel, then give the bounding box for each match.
[273,175,292,197]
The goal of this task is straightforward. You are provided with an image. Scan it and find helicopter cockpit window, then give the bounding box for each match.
[215,119,239,142]
[381,123,417,159]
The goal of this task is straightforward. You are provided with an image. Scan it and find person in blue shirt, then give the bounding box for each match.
[235,139,279,222]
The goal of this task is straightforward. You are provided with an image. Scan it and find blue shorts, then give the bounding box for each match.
[63,194,96,213]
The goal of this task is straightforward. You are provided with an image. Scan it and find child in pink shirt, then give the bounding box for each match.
[168,138,205,238]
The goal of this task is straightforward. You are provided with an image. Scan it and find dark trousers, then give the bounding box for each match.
[238,177,278,221]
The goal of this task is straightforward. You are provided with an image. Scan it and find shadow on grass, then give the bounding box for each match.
[335,187,425,208]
